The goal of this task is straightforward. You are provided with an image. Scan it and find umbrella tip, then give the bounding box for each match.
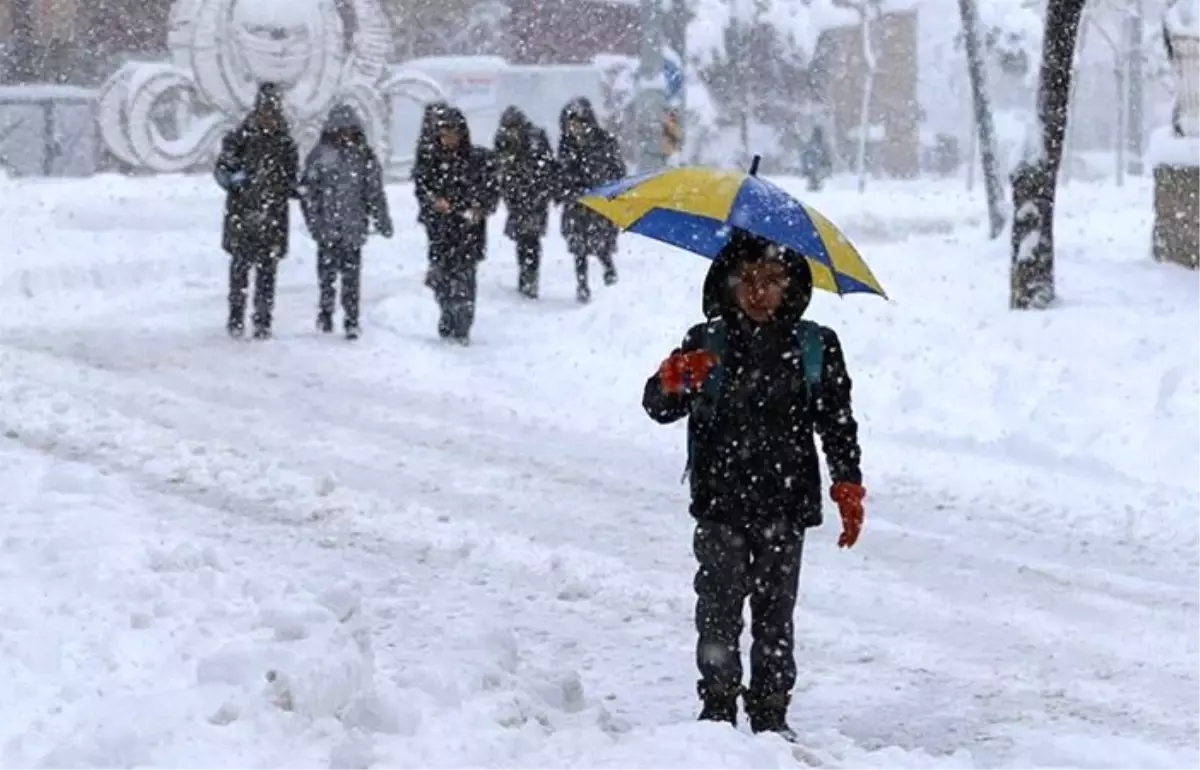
[748,155,761,176]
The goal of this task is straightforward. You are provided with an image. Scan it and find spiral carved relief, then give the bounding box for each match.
[97,0,446,173]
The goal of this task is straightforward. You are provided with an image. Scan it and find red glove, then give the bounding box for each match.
[830,482,866,549]
[659,350,718,394]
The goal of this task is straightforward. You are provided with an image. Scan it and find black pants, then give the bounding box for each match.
[228,254,278,334]
[428,240,478,341]
[693,520,805,705]
[572,248,617,289]
[317,242,362,329]
[515,236,541,296]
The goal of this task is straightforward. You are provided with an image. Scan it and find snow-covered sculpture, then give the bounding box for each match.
[96,0,445,173]
[1164,0,1199,137]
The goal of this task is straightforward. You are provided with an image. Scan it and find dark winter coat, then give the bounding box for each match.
[555,98,626,257]
[493,106,557,240]
[214,84,300,259]
[642,232,862,529]
[299,105,392,249]
[411,105,499,264]
[412,100,452,226]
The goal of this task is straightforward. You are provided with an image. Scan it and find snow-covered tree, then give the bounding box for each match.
[958,0,1008,236]
[691,0,839,169]
[1010,0,1089,310]
[977,0,1046,79]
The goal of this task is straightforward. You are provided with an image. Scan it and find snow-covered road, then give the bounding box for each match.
[1,174,1196,768]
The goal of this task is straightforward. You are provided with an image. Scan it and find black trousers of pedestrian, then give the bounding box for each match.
[317,241,363,329]
[693,520,805,705]
[570,227,618,291]
[428,239,478,341]
[515,236,541,296]
[228,254,279,334]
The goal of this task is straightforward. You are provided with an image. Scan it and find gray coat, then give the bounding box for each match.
[299,106,392,249]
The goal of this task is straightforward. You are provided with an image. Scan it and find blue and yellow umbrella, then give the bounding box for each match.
[578,158,887,298]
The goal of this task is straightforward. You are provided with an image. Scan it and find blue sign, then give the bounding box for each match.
[663,57,684,102]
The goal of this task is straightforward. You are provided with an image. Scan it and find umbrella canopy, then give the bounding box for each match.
[579,160,887,298]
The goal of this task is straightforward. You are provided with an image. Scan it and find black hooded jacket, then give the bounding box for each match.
[214,83,299,258]
[411,105,499,260]
[493,106,557,239]
[642,232,862,529]
[555,98,626,253]
[299,104,391,248]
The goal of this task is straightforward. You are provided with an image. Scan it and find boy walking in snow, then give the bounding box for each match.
[299,104,393,340]
[214,83,299,340]
[411,105,498,345]
[642,229,867,739]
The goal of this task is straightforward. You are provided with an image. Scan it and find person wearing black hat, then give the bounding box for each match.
[214,82,300,340]
[641,229,867,740]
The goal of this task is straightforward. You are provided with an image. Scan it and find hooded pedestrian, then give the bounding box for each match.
[641,229,867,739]
[214,82,300,340]
[493,106,557,299]
[411,105,498,344]
[799,126,833,192]
[298,104,394,340]
[414,100,452,287]
[556,97,626,303]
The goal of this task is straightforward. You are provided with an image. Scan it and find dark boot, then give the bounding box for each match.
[316,312,333,333]
[601,256,618,286]
[516,237,540,298]
[573,251,590,304]
[744,692,796,740]
[227,255,250,338]
[698,681,741,726]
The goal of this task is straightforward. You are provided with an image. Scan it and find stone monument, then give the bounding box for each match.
[96,0,445,174]
[1151,0,1199,269]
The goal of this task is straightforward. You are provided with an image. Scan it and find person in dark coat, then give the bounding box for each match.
[556,97,627,304]
[641,229,866,739]
[493,106,557,299]
[214,82,300,340]
[799,126,833,192]
[299,104,393,340]
[415,100,452,287]
[411,105,498,345]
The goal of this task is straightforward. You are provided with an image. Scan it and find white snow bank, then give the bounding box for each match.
[1148,125,1200,166]
[0,437,987,768]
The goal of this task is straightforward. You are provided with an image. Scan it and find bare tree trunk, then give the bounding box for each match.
[958,0,1007,237]
[1061,15,1089,188]
[966,106,978,191]
[1010,0,1088,310]
[10,0,36,83]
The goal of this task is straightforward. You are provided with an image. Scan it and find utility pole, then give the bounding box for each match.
[635,0,667,172]
[1126,0,1146,175]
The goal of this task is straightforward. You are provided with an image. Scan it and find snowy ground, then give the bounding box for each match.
[0,172,1196,769]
